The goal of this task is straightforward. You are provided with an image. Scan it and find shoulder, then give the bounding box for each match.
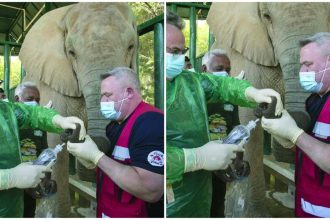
[129,111,163,144]
[133,111,164,131]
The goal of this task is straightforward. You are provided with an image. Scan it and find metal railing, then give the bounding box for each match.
[167,2,212,69]
[137,14,164,110]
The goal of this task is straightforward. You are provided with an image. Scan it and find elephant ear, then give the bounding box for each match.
[117,3,138,72]
[19,5,82,97]
[207,2,278,66]
[127,5,138,72]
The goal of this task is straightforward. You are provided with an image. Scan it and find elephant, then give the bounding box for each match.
[19,3,138,217]
[207,2,330,217]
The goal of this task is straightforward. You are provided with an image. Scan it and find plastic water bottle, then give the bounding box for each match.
[33,143,64,166]
[222,119,259,145]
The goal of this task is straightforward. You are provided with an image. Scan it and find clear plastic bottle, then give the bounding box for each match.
[222,119,259,145]
[33,143,64,166]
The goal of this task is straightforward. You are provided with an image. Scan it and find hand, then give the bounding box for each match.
[44,100,53,109]
[235,70,245,80]
[4,163,50,189]
[183,139,245,172]
[273,134,295,149]
[262,109,304,144]
[245,87,283,116]
[52,115,86,140]
[67,135,105,165]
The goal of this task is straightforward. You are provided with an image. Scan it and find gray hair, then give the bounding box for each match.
[101,67,141,92]
[15,81,38,98]
[202,48,229,66]
[300,32,330,56]
[166,10,185,30]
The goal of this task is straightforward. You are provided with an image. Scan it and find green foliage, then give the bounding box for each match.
[182,19,209,59]
[129,2,163,105]
[0,56,22,89]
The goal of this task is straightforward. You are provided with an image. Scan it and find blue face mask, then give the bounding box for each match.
[100,96,128,120]
[166,53,185,79]
[299,72,323,93]
[299,56,330,93]
[213,71,228,77]
[24,101,38,106]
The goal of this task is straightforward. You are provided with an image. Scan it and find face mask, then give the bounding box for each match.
[213,71,228,77]
[100,95,128,120]
[299,56,330,93]
[24,101,38,106]
[2,98,9,102]
[166,53,185,79]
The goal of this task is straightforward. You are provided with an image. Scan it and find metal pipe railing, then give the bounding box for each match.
[138,14,164,110]
[154,22,164,110]
[189,6,197,68]
[4,44,11,96]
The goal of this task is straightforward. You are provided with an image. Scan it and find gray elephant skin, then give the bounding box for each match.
[207,2,330,217]
[19,3,138,217]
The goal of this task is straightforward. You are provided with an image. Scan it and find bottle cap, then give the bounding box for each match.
[54,143,64,154]
[246,119,259,131]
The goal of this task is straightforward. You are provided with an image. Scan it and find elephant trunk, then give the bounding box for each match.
[81,69,109,138]
[277,37,311,129]
[275,4,328,128]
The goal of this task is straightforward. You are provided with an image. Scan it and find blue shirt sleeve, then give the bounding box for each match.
[129,111,164,175]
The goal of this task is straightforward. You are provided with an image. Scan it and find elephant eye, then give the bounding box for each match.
[128,44,134,51]
[263,13,271,21]
[68,49,76,58]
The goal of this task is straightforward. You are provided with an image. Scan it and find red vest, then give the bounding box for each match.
[96,101,162,218]
[295,96,330,217]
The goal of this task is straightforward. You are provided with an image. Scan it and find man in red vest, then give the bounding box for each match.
[67,67,164,218]
[262,32,330,217]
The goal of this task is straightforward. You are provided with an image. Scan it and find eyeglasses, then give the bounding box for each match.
[166,47,189,55]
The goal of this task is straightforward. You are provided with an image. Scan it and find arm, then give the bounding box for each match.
[12,102,85,139]
[296,133,330,173]
[198,73,283,115]
[166,141,246,184]
[166,145,185,184]
[0,163,50,190]
[68,112,164,202]
[262,109,330,173]
[198,73,256,108]
[12,102,62,133]
[97,156,163,203]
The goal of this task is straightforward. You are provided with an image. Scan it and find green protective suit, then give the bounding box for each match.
[166,71,256,217]
[0,101,63,217]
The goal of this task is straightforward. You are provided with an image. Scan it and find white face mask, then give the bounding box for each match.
[299,56,330,93]
[100,95,128,120]
[24,101,38,106]
[188,68,196,72]
[166,53,185,79]
[2,98,9,102]
[213,71,228,77]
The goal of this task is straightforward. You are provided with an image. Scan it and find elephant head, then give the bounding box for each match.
[207,3,330,216]
[19,3,138,138]
[18,3,138,216]
[207,2,330,128]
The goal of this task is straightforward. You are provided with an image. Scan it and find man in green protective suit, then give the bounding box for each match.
[0,100,85,217]
[166,11,283,217]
